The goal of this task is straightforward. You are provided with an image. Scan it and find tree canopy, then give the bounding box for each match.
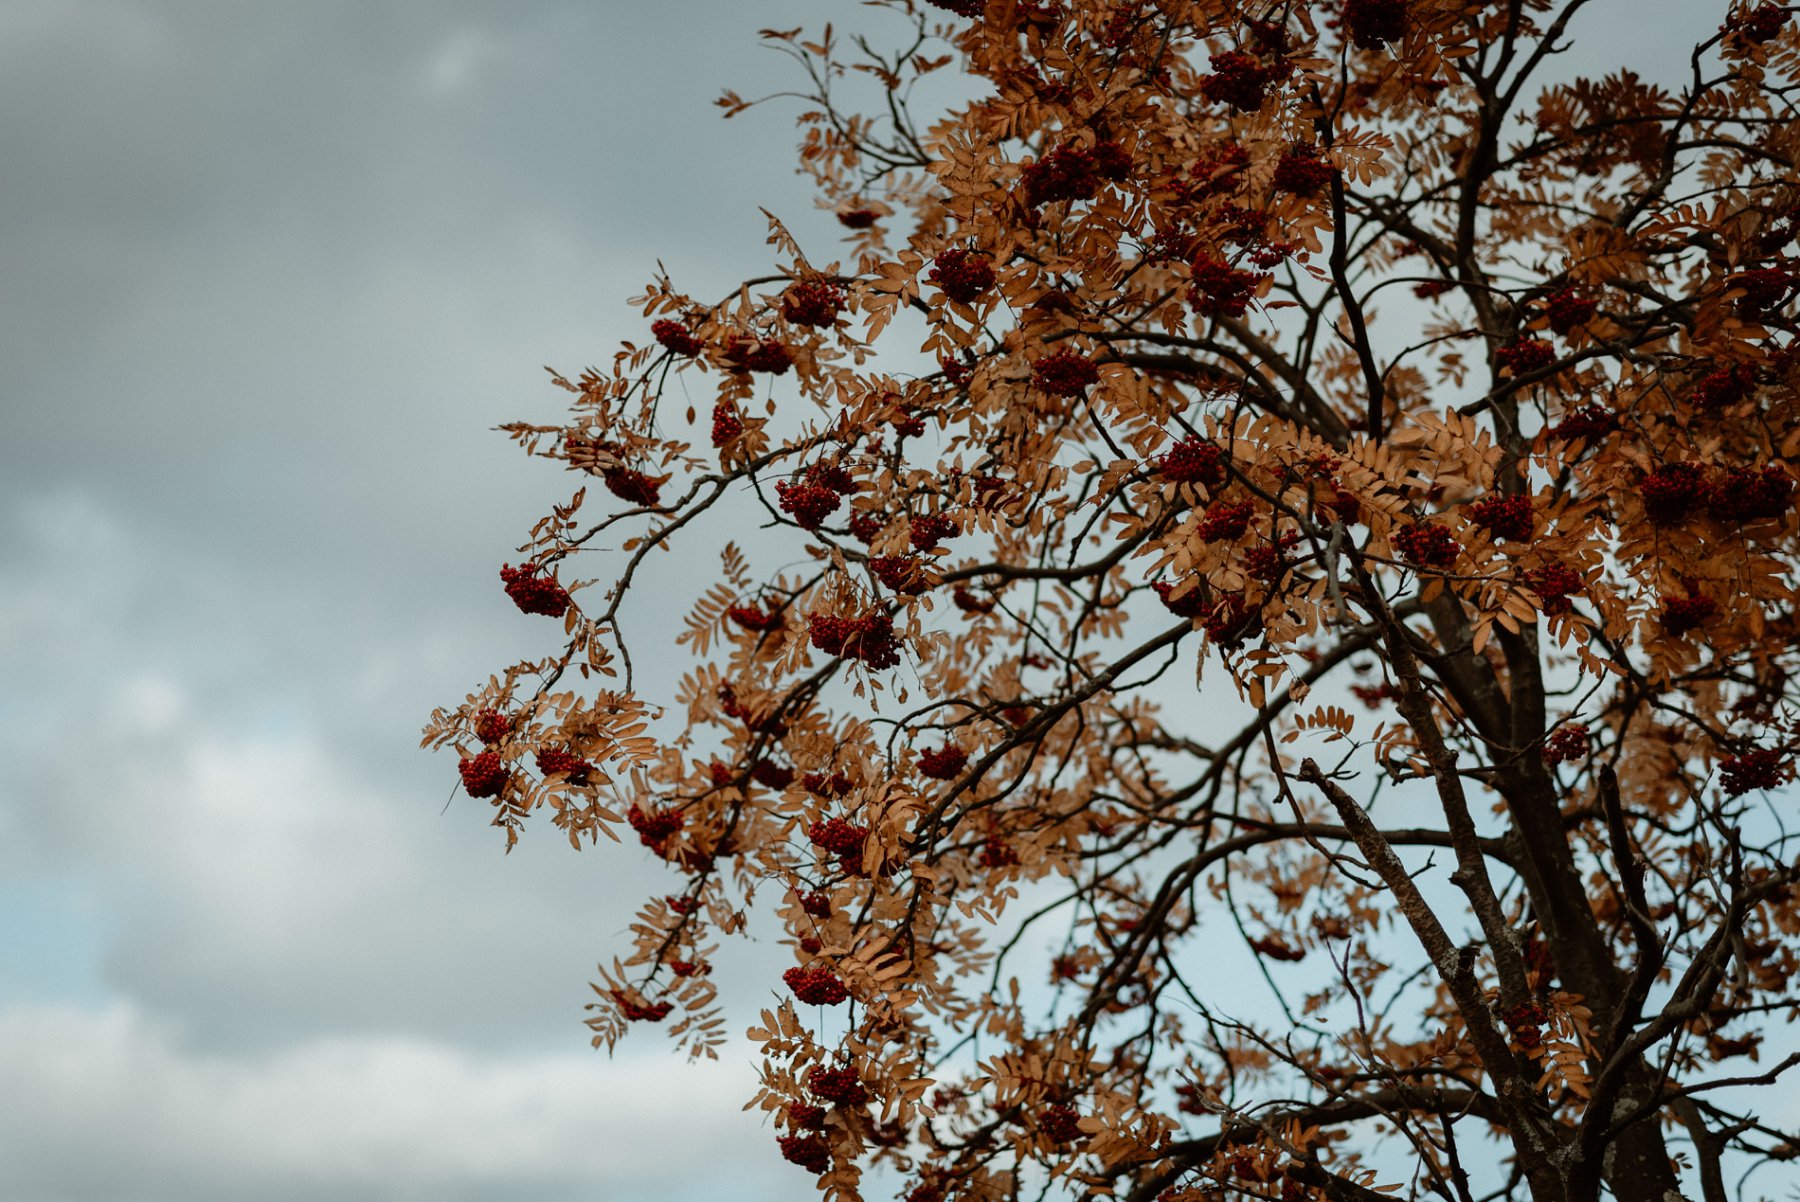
[423,3,1800,1200]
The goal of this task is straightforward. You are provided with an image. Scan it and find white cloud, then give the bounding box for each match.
[0,1001,784,1202]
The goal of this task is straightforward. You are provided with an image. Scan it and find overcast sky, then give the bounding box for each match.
[0,3,1775,1202]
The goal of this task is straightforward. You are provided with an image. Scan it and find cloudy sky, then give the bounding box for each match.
[0,3,1767,1202]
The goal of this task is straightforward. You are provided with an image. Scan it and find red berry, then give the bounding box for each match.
[627,803,684,851]
[1201,50,1277,112]
[1497,339,1556,376]
[1735,267,1794,314]
[801,772,852,798]
[1551,404,1617,443]
[784,966,850,1006]
[711,402,744,447]
[929,248,997,304]
[781,279,846,328]
[837,207,879,228]
[953,586,996,614]
[1522,562,1583,615]
[870,555,933,595]
[603,467,663,507]
[1708,465,1795,523]
[500,563,571,618]
[752,761,797,791]
[1343,0,1408,50]
[1158,436,1225,487]
[777,1132,831,1174]
[459,750,508,798]
[1720,748,1787,796]
[1639,462,1709,526]
[806,1064,870,1105]
[1693,366,1756,411]
[1038,1103,1084,1143]
[910,513,960,549]
[1663,592,1718,636]
[776,480,843,529]
[534,747,592,785]
[727,602,784,631]
[1729,3,1788,43]
[611,990,673,1023]
[1153,579,1209,618]
[651,318,702,357]
[807,817,868,857]
[788,1103,827,1130]
[1204,594,1262,649]
[1543,723,1590,766]
[1198,499,1255,542]
[917,745,968,780]
[1544,287,1597,335]
[472,709,512,745]
[978,835,1019,869]
[1469,494,1534,542]
[1272,144,1335,198]
[1031,349,1100,396]
[1020,140,1132,208]
[1393,523,1460,569]
[1189,256,1267,318]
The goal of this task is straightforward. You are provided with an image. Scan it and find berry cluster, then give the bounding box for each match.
[1469,494,1534,542]
[787,1103,826,1130]
[1393,523,1460,569]
[627,802,684,852]
[924,0,984,14]
[848,511,885,544]
[777,479,843,529]
[1205,594,1263,649]
[1021,140,1132,207]
[1502,1000,1548,1050]
[929,248,997,305]
[1272,144,1335,198]
[802,771,852,797]
[1201,51,1279,112]
[612,991,674,1023]
[918,745,968,780]
[1662,591,1718,636]
[1189,256,1267,318]
[1154,579,1209,618]
[911,513,961,549]
[1693,365,1755,410]
[808,610,901,669]
[837,207,879,229]
[1186,142,1251,198]
[603,467,663,507]
[1351,681,1401,709]
[807,1065,870,1106]
[1038,1104,1084,1143]
[1413,279,1455,300]
[953,586,996,614]
[1496,339,1556,376]
[669,959,710,978]
[724,336,793,375]
[798,889,832,917]
[500,563,571,618]
[459,751,508,798]
[473,709,512,745]
[978,836,1019,869]
[1728,3,1789,43]
[1639,461,1710,526]
[781,279,846,328]
[1721,748,1787,796]
[1032,349,1100,396]
[1198,499,1255,542]
[1551,404,1617,443]
[870,555,932,596]
[1523,562,1584,615]
[1709,465,1795,523]
[1544,287,1597,335]
[807,818,868,856]
[727,602,784,631]
[711,401,743,447]
[534,747,592,785]
[784,966,850,1006]
[1250,934,1307,961]
[666,894,701,915]
[1343,0,1409,49]
[1542,723,1590,766]
[651,318,702,357]
[752,761,796,791]
[778,1133,831,1174]
[1157,436,1225,486]
[1735,266,1794,313]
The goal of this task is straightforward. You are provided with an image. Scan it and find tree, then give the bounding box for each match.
[422,3,1800,1200]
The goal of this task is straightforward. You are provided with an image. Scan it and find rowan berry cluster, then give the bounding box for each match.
[1154,579,1208,618]
[777,479,843,529]
[1551,404,1617,442]
[612,991,673,1023]
[870,555,932,595]
[802,771,852,797]
[1343,0,1409,49]
[781,279,846,327]
[724,336,792,375]
[1542,723,1590,766]
[1720,748,1787,796]
[928,248,997,305]
[1497,338,1556,375]
[603,467,662,507]
[1728,3,1789,43]
[500,563,571,618]
[837,207,879,228]
[1021,140,1132,207]
[1201,51,1279,112]
[1503,1000,1548,1049]
[1735,266,1794,313]
[1198,499,1255,542]
[1523,562,1583,615]
[627,802,684,852]
[459,751,508,798]
[1038,1104,1084,1143]
[711,401,743,447]
[808,610,901,668]
[1710,465,1795,523]
[787,1103,826,1130]
[1272,144,1335,198]
[1393,523,1460,569]
[1469,494,1534,542]
[752,761,796,790]
[978,836,1019,869]
[1640,462,1711,526]
[1032,349,1100,396]
[807,1065,870,1106]
[917,745,968,780]
[911,513,960,549]
[797,889,832,917]
[1185,142,1250,198]
[807,818,868,856]
[1189,256,1267,318]
[1205,594,1262,649]
[1693,366,1755,410]
[1414,280,1455,299]
[651,318,702,357]
[778,1132,831,1173]
[1351,681,1401,709]
[784,966,850,1006]
[534,747,592,785]
[953,587,996,614]
[1158,436,1225,486]
[1662,592,1718,636]
[1545,287,1597,334]
[473,708,512,744]
[727,602,784,631]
